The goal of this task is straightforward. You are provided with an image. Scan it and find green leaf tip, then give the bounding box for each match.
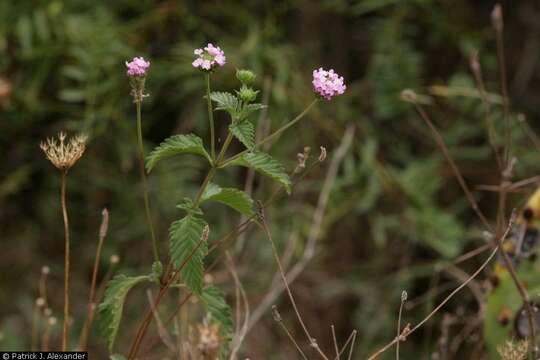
[146,134,212,172]
[201,183,254,216]
[227,152,292,194]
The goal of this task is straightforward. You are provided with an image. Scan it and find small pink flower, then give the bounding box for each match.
[312,68,346,100]
[192,43,226,71]
[126,57,150,77]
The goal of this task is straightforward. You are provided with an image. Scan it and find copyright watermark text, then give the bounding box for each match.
[0,353,88,360]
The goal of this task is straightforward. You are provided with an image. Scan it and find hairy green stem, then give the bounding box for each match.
[219,99,319,167]
[136,101,159,262]
[206,73,216,160]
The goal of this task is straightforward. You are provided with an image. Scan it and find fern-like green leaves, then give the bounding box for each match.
[146,134,212,172]
[228,152,292,193]
[200,285,234,339]
[169,215,208,294]
[201,183,254,216]
[98,274,151,351]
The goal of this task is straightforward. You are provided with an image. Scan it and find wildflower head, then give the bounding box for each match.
[40,132,87,172]
[192,43,226,71]
[125,57,150,103]
[125,57,150,78]
[312,68,346,100]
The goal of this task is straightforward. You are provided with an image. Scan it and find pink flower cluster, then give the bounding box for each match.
[192,43,226,71]
[126,57,150,77]
[312,68,346,100]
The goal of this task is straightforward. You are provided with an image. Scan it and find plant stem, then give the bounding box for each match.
[413,103,493,233]
[128,125,235,358]
[367,218,515,360]
[135,100,159,262]
[60,170,70,351]
[79,208,109,350]
[258,204,329,360]
[219,99,319,167]
[206,73,216,160]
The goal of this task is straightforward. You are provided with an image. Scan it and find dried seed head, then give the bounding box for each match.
[197,322,220,357]
[99,208,110,239]
[48,317,57,326]
[271,305,282,322]
[491,4,503,33]
[401,290,408,303]
[41,266,50,275]
[40,132,87,171]
[43,308,52,317]
[400,89,418,103]
[294,147,311,174]
[110,254,120,265]
[35,297,46,307]
[318,146,327,162]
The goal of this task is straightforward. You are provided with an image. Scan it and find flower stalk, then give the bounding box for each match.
[40,132,86,351]
[135,100,159,262]
[60,170,70,350]
[205,73,216,160]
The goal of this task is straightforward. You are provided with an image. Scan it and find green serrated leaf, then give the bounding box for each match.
[98,274,150,351]
[200,285,234,339]
[229,120,255,149]
[169,215,208,294]
[238,103,266,121]
[146,134,211,172]
[201,183,254,216]
[210,92,239,117]
[177,197,203,216]
[227,152,292,194]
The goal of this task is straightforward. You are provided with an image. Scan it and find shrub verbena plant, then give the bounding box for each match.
[39,43,347,359]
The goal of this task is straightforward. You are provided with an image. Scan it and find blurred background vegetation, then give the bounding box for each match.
[1,0,540,358]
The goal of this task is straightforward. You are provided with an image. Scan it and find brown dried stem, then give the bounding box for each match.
[79,208,109,350]
[366,215,515,360]
[60,170,70,351]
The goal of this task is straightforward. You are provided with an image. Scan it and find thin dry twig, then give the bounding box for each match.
[272,305,308,360]
[79,208,109,350]
[146,289,176,351]
[367,215,515,360]
[226,252,250,360]
[402,94,493,233]
[470,51,502,170]
[248,125,355,330]
[258,202,329,360]
[331,325,340,359]
[333,329,358,360]
[396,291,407,360]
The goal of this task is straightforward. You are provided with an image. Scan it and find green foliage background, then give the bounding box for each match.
[1,0,540,358]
